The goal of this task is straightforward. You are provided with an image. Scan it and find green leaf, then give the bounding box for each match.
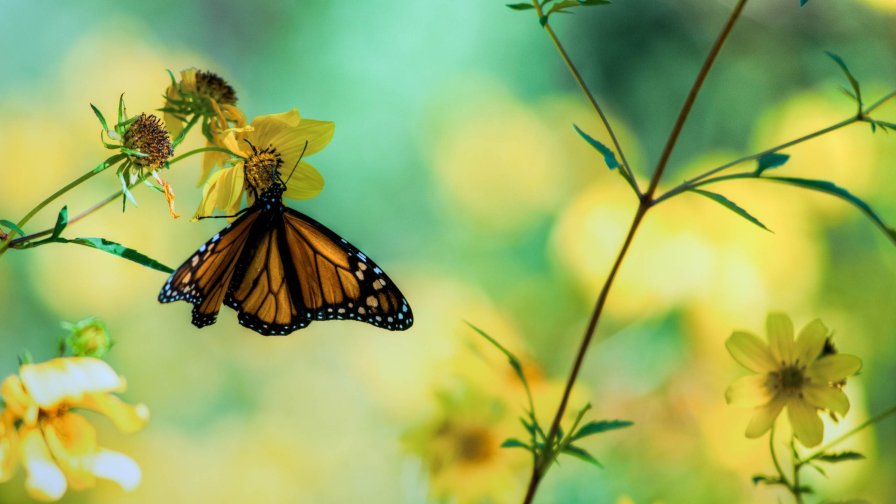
[825,52,862,109]
[690,189,772,232]
[579,0,611,5]
[816,451,865,463]
[90,104,109,132]
[0,219,26,237]
[67,237,175,273]
[571,419,634,441]
[506,3,535,9]
[465,322,529,390]
[751,474,785,486]
[800,0,808,5]
[117,93,127,127]
[560,444,603,467]
[501,438,532,450]
[51,207,69,239]
[756,152,790,174]
[763,176,896,245]
[573,124,620,170]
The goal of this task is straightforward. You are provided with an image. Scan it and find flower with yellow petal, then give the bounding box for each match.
[162,68,246,184]
[725,313,862,447]
[0,357,149,501]
[194,108,334,219]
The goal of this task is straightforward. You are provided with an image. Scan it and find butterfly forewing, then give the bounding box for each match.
[282,209,413,331]
[158,211,260,327]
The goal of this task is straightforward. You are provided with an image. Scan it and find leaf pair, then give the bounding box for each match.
[507,0,611,27]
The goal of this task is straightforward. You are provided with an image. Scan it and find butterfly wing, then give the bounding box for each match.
[279,207,413,331]
[158,209,260,328]
[223,213,311,336]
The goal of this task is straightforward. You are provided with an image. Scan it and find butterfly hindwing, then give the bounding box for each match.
[281,208,413,331]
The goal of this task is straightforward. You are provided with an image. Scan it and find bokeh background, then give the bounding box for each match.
[1,0,895,502]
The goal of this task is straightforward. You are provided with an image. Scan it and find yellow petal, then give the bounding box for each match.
[809,354,862,383]
[271,119,335,167]
[76,394,150,434]
[163,109,184,139]
[787,399,824,447]
[193,164,245,220]
[1,375,39,425]
[802,384,850,415]
[89,449,141,491]
[766,313,794,363]
[725,331,777,373]
[794,319,827,366]
[725,374,773,407]
[179,67,198,93]
[20,358,124,409]
[250,110,302,146]
[283,161,325,200]
[21,427,67,502]
[745,396,785,438]
[0,411,19,483]
[42,413,98,490]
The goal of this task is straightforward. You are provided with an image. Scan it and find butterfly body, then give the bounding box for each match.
[159,183,413,336]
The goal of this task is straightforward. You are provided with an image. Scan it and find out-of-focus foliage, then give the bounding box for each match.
[0,0,894,502]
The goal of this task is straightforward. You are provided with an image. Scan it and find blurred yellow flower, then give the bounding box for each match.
[404,387,526,504]
[163,68,246,184]
[194,109,333,218]
[0,357,149,501]
[725,314,862,447]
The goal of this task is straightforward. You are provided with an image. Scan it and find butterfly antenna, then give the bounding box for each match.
[282,140,309,186]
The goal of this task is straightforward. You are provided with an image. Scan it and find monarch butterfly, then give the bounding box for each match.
[158,160,413,335]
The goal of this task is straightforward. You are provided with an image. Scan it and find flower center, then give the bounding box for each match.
[455,426,496,464]
[768,364,806,396]
[195,71,237,106]
[244,145,283,193]
[123,114,172,169]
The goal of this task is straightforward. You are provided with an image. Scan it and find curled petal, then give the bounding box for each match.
[802,384,850,416]
[725,374,774,407]
[76,394,150,434]
[20,358,124,409]
[193,164,245,220]
[794,319,827,366]
[766,313,794,363]
[745,396,785,438]
[725,331,777,373]
[788,399,824,447]
[283,161,325,200]
[809,354,862,383]
[42,413,98,490]
[21,427,67,502]
[1,375,39,425]
[89,449,141,491]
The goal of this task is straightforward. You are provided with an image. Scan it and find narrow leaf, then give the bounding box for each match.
[763,176,896,245]
[465,322,529,390]
[573,124,620,170]
[571,419,634,441]
[756,152,790,174]
[691,189,772,232]
[501,438,533,450]
[816,451,865,463]
[800,0,809,5]
[68,237,174,273]
[90,104,109,132]
[561,444,603,467]
[51,207,69,239]
[752,474,785,486]
[0,219,26,237]
[506,3,535,9]
[579,0,611,5]
[825,52,862,108]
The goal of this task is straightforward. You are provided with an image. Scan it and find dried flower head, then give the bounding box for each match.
[123,114,172,170]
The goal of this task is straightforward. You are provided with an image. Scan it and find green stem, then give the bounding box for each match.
[171,114,200,148]
[800,403,896,464]
[791,439,804,504]
[168,146,239,166]
[531,0,639,196]
[769,425,792,489]
[8,189,123,247]
[0,154,125,255]
[521,2,748,503]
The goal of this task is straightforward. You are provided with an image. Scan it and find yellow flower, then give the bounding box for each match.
[163,68,246,185]
[194,108,334,219]
[725,313,862,447]
[403,387,527,504]
[0,357,149,501]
